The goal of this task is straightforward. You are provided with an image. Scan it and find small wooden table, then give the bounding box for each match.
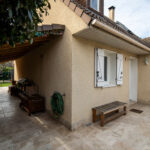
[92,101,127,127]
[19,93,45,116]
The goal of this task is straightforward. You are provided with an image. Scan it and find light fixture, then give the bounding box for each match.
[145,57,149,65]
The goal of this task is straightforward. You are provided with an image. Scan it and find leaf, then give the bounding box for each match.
[8,7,13,18]
[48,3,51,9]
[28,10,33,22]
[29,38,33,44]
[0,0,51,46]
[16,1,20,11]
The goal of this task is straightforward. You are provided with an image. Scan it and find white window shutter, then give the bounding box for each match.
[95,49,105,87]
[117,54,123,85]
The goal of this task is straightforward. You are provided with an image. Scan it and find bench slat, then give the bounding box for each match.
[93,101,126,113]
[104,111,126,124]
[92,101,127,125]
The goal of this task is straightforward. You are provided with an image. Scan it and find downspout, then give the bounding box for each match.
[91,19,150,53]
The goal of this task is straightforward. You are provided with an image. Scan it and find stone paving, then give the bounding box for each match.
[0,87,150,150]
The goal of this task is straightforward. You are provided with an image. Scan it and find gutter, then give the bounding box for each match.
[91,19,150,53]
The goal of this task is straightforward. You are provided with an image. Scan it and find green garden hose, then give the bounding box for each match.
[51,92,64,117]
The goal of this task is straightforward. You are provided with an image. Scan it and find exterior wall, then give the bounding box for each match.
[71,37,135,129]
[15,30,72,128]
[138,55,150,104]
[42,0,88,34]
[14,0,88,129]
[14,0,140,130]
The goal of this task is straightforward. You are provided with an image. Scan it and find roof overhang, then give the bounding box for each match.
[0,24,65,63]
[73,19,150,55]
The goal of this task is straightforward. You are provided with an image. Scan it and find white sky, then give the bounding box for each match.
[104,0,150,38]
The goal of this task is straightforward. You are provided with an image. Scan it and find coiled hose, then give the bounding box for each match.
[51,92,64,117]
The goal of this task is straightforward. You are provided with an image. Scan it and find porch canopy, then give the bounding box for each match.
[73,19,150,55]
[0,24,65,63]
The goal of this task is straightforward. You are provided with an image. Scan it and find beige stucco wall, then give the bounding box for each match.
[138,55,150,104]
[14,0,88,128]
[14,0,139,129]
[15,30,72,127]
[71,37,135,129]
[42,0,88,34]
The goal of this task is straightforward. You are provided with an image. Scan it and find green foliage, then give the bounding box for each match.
[0,62,14,72]
[0,0,51,47]
[0,82,12,87]
[0,62,14,80]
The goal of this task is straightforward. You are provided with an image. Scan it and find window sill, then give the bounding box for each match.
[96,84,117,88]
[102,84,117,88]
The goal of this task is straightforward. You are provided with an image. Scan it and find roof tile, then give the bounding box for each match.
[68,0,150,48]
[75,6,84,17]
[69,2,76,11]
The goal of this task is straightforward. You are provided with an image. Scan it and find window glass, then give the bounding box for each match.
[104,56,107,81]
[95,49,117,87]
[90,0,99,11]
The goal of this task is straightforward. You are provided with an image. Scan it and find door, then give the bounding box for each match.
[129,57,138,102]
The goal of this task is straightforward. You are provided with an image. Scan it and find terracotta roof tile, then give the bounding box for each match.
[143,37,150,44]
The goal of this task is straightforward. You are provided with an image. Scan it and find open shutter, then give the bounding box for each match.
[95,49,105,87]
[117,54,123,85]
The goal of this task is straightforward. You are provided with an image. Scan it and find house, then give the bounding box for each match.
[14,0,150,130]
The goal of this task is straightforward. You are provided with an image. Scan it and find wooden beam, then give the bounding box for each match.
[37,24,65,32]
[0,24,65,62]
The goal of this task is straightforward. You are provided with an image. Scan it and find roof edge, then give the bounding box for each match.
[61,0,150,49]
[91,19,150,52]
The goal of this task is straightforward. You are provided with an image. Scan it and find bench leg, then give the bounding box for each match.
[100,113,104,127]
[92,109,97,122]
[124,106,127,115]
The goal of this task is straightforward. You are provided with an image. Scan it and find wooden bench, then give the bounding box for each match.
[92,101,127,127]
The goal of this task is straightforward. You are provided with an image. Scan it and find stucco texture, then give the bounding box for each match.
[138,55,150,104]
[14,0,88,128]
[41,0,88,34]
[15,30,72,127]
[14,0,138,129]
[71,37,132,128]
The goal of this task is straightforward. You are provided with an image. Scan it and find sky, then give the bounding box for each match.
[104,0,150,38]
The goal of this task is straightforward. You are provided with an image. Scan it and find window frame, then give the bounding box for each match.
[103,50,117,87]
[95,48,123,88]
[90,0,100,12]
[104,56,108,82]
[87,0,104,15]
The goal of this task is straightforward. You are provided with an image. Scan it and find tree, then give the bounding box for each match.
[0,0,50,47]
[0,62,14,82]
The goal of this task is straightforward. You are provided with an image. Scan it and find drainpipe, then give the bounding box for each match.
[91,19,150,52]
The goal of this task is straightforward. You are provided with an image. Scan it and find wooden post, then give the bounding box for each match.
[124,106,127,115]
[100,113,104,127]
[92,109,97,122]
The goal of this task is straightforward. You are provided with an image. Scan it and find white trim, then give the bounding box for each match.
[102,84,117,88]
[94,48,98,87]
[129,58,138,102]
[117,54,123,85]
[97,0,100,11]
[91,19,150,53]
[95,48,118,88]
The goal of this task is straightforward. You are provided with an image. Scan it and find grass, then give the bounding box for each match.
[0,82,12,87]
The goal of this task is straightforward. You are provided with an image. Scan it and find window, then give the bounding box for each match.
[95,48,123,88]
[104,56,107,81]
[90,0,100,11]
